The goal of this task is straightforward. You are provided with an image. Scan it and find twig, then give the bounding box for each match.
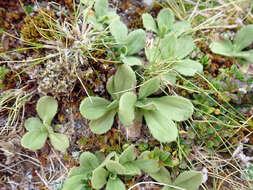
[128,181,186,190]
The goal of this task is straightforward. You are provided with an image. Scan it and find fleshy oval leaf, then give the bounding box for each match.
[138,77,160,99]
[119,145,136,164]
[106,75,117,99]
[209,38,234,57]
[94,0,108,19]
[144,110,178,143]
[125,29,146,55]
[142,13,158,33]
[106,177,126,190]
[110,19,128,43]
[150,96,194,121]
[49,133,69,151]
[62,175,84,190]
[91,167,109,189]
[233,25,253,51]
[79,152,100,171]
[174,35,195,59]
[149,166,172,184]
[122,56,143,66]
[174,170,203,190]
[21,130,48,150]
[106,160,126,174]
[173,59,203,76]
[36,96,58,125]
[90,109,116,134]
[80,97,111,120]
[157,8,174,35]
[114,64,137,98]
[24,117,45,131]
[118,92,137,126]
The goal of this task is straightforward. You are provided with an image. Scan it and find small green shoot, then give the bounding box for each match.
[210,25,253,63]
[63,145,140,190]
[21,96,69,151]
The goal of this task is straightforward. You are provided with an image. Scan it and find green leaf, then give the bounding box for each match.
[157,8,174,35]
[122,56,143,66]
[36,96,58,125]
[62,175,84,190]
[145,46,161,63]
[125,29,146,55]
[68,167,90,178]
[119,145,136,164]
[118,92,137,126]
[139,77,160,99]
[80,152,100,171]
[209,39,234,57]
[173,59,203,76]
[144,110,178,143]
[49,133,69,151]
[142,13,158,33]
[135,152,160,173]
[88,15,104,30]
[106,76,117,99]
[21,130,48,150]
[110,19,128,43]
[233,25,253,51]
[174,171,203,190]
[233,49,253,62]
[149,167,172,184]
[94,0,108,19]
[106,12,120,24]
[171,21,191,36]
[136,100,157,110]
[106,160,126,174]
[99,152,117,168]
[106,100,119,111]
[160,33,176,59]
[123,162,141,175]
[106,177,126,190]
[161,72,176,85]
[90,109,116,134]
[150,96,193,121]
[80,97,111,120]
[174,35,195,59]
[114,64,136,98]
[91,167,109,189]
[24,117,45,131]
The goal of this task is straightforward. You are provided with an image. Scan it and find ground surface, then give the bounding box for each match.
[0,0,253,190]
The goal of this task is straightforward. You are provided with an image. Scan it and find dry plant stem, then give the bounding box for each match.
[188,0,200,21]
[128,181,186,190]
[217,170,239,190]
[193,149,251,189]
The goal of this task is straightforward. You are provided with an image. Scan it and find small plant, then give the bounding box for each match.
[62,145,140,190]
[87,0,119,30]
[109,19,146,66]
[80,63,194,143]
[210,25,253,63]
[136,149,203,190]
[21,96,69,151]
[144,32,203,81]
[142,8,191,38]
[142,8,202,81]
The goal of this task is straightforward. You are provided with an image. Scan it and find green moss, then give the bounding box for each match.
[21,9,56,42]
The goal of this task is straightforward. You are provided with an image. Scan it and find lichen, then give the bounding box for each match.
[37,57,83,95]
